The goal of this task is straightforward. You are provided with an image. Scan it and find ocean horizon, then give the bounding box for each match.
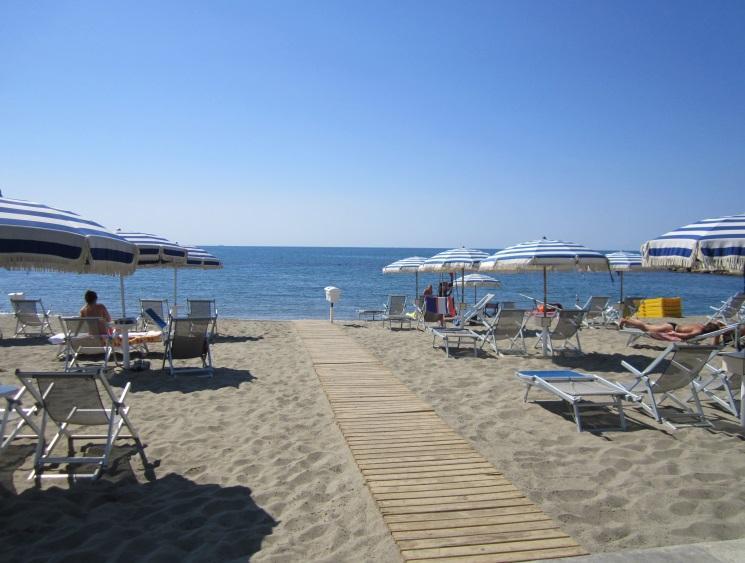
[0,246,741,320]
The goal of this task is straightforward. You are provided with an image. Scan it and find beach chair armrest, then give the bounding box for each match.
[116,381,132,404]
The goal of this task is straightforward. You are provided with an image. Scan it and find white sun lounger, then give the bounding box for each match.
[11,298,53,337]
[620,343,719,429]
[576,296,610,328]
[383,295,412,330]
[708,292,745,324]
[16,369,142,481]
[431,327,480,358]
[517,370,630,432]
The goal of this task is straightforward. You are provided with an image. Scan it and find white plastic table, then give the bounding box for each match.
[110,318,138,369]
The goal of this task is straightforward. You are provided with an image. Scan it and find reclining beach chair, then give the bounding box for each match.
[692,351,744,418]
[517,370,631,432]
[59,316,115,372]
[576,296,610,328]
[383,295,411,330]
[1,384,40,450]
[453,294,496,327]
[140,299,169,330]
[163,317,215,377]
[708,292,745,324]
[187,299,218,339]
[15,369,142,481]
[11,298,53,337]
[619,343,718,429]
[476,308,528,356]
[622,321,743,348]
[537,309,585,355]
[414,297,439,331]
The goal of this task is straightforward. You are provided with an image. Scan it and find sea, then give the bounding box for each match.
[0,246,741,320]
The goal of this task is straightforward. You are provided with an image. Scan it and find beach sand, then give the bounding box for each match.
[1,314,744,560]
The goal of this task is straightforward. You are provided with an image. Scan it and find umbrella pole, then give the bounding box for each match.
[119,274,126,317]
[620,271,624,303]
[415,271,419,300]
[173,268,178,316]
[542,266,549,356]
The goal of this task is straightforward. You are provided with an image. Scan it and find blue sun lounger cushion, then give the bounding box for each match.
[145,308,167,330]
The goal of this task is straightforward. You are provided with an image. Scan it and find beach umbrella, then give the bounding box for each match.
[117,231,187,315]
[0,196,137,276]
[453,273,501,303]
[173,246,224,313]
[419,248,489,316]
[382,256,428,298]
[606,251,643,302]
[641,213,745,290]
[480,238,609,355]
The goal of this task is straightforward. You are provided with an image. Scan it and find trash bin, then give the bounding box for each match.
[324,286,341,322]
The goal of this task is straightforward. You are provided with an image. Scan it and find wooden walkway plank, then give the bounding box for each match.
[293,321,587,562]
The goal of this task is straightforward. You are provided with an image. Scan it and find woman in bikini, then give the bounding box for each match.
[619,317,726,343]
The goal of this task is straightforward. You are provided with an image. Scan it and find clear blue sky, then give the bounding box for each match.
[1,1,743,249]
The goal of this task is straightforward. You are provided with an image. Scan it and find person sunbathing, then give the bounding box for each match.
[619,318,726,343]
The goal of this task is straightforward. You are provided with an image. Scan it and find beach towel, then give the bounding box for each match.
[145,308,168,330]
[424,296,450,315]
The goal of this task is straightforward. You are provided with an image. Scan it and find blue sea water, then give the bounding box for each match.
[0,246,741,320]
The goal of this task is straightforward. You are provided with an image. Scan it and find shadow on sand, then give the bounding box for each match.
[107,367,256,394]
[0,443,277,561]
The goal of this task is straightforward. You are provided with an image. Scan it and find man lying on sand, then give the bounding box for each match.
[619,318,726,343]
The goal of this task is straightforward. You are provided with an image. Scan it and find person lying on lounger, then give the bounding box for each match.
[619,318,726,343]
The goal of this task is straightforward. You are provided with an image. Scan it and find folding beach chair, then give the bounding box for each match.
[383,295,411,330]
[414,297,440,331]
[517,370,631,432]
[163,317,215,377]
[140,299,169,330]
[11,298,53,337]
[453,294,495,327]
[476,308,528,356]
[620,343,719,429]
[15,369,142,481]
[187,299,218,339]
[538,309,585,355]
[59,316,115,372]
[708,292,745,324]
[692,352,744,418]
[1,384,40,450]
[576,296,610,328]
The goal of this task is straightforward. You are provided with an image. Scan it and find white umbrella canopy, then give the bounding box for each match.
[642,213,745,290]
[453,273,501,303]
[420,248,489,311]
[480,238,609,355]
[382,256,428,297]
[171,246,224,314]
[0,197,137,275]
[606,251,643,302]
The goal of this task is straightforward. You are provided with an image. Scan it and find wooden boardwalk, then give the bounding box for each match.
[294,321,587,562]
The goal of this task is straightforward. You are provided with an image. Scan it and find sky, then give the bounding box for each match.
[1,1,743,250]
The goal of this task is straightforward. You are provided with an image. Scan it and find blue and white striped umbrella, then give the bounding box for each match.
[419,248,489,273]
[480,239,609,272]
[642,213,745,273]
[606,251,643,272]
[184,246,223,269]
[454,273,501,303]
[606,251,643,302]
[0,197,137,275]
[480,238,609,355]
[383,256,428,298]
[117,231,187,267]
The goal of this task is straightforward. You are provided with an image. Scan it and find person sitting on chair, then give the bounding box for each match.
[80,290,112,335]
[619,317,726,344]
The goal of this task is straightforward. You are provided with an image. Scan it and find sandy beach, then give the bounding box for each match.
[1,314,745,561]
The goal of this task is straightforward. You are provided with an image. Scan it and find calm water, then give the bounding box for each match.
[0,246,741,320]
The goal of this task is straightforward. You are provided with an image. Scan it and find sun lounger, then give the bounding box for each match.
[452,294,495,327]
[163,317,215,377]
[576,296,610,328]
[58,316,115,372]
[708,292,745,324]
[431,327,480,358]
[140,299,169,330]
[692,351,744,418]
[11,298,53,337]
[619,343,718,429]
[475,308,528,356]
[1,384,40,450]
[187,299,218,339]
[536,309,585,355]
[517,370,630,432]
[15,369,142,481]
[383,295,412,330]
[621,321,744,347]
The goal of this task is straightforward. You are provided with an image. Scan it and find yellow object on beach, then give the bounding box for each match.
[637,297,683,318]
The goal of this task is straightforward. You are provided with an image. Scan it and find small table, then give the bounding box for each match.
[357,309,385,322]
[431,328,480,358]
[110,318,138,369]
